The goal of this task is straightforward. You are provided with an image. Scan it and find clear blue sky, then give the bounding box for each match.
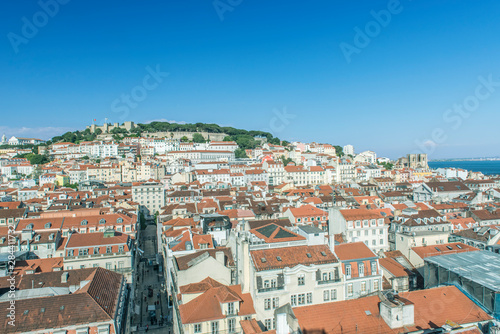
[2,0,500,159]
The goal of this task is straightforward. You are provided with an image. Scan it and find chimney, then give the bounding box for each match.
[61,272,69,283]
[380,294,414,329]
[215,251,225,265]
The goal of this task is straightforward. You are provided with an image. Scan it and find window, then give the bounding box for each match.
[361,281,366,293]
[228,318,236,333]
[347,284,353,295]
[194,324,201,333]
[331,289,337,300]
[359,263,364,277]
[106,246,112,254]
[264,280,270,288]
[271,279,277,288]
[298,294,305,305]
[264,298,271,310]
[323,290,330,301]
[291,295,297,306]
[298,274,305,286]
[211,321,219,334]
[79,248,88,256]
[227,302,235,315]
[364,230,369,236]
[105,262,111,270]
[371,262,377,273]
[264,319,272,330]
[380,239,384,245]
[94,247,99,254]
[374,280,380,291]
[345,265,351,277]
[306,292,312,304]
[272,297,279,309]
[118,245,124,252]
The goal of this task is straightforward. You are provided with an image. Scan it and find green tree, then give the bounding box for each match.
[180,136,189,142]
[280,156,293,166]
[192,133,206,143]
[235,148,248,158]
[334,145,344,157]
[25,154,50,165]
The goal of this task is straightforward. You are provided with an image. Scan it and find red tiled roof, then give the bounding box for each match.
[411,242,478,259]
[179,281,255,324]
[293,286,492,334]
[335,242,377,260]
[251,245,337,271]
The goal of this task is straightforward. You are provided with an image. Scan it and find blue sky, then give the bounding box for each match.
[1,0,500,159]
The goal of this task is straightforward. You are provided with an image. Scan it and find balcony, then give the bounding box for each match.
[257,285,285,293]
[318,278,341,285]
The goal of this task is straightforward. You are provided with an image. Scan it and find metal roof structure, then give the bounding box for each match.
[425,250,500,292]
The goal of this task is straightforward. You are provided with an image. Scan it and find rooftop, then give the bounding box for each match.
[425,250,500,291]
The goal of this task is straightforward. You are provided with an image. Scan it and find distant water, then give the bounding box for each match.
[428,160,500,176]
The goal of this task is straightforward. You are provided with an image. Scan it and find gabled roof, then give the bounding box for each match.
[175,248,235,270]
[249,223,306,243]
[0,268,123,333]
[179,281,255,324]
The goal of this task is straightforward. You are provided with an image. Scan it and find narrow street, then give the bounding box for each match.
[130,223,171,333]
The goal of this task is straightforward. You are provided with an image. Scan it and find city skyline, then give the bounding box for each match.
[2,0,500,159]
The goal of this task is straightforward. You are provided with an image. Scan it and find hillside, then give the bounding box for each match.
[49,121,287,150]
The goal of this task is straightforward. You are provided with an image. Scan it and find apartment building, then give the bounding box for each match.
[63,230,134,282]
[334,242,382,300]
[247,242,343,330]
[132,180,165,217]
[284,205,329,230]
[328,208,389,254]
[389,209,452,257]
[175,278,256,334]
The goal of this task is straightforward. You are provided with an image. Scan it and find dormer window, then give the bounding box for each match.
[99,219,106,225]
[81,220,88,226]
[359,263,365,277]
[44,222,52,228]
[117,218,123,224]
[27,223,34,230]
[345,264,351,277]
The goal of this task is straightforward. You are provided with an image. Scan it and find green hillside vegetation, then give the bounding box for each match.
[49,121,283,150]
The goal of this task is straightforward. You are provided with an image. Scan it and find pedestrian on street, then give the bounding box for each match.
[146,325,149,332]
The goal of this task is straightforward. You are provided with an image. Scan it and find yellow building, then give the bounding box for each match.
[55,174,70,186]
